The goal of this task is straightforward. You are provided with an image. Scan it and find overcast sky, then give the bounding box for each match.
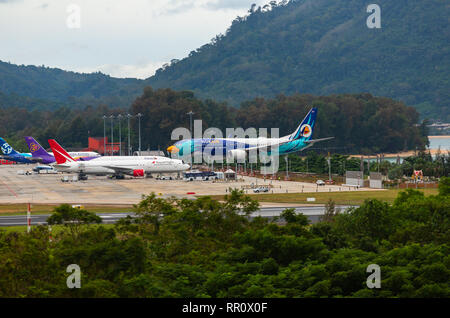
[0,0,268,78]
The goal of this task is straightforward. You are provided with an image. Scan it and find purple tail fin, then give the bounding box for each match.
[24,137,55,164]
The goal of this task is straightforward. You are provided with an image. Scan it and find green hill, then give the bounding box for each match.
[0,61,147,110]
[0,0,447,120]
[147,0,449,121]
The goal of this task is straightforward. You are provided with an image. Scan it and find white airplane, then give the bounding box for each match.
[48,139,190,178]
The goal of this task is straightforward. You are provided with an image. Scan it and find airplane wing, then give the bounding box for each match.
[244,140,292,152]
[236,137,334,153]
[102,166,137,175]
[28,157,45,163]
[53,164,72,169]
[304,137,335,144]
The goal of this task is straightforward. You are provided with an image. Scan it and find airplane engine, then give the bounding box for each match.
[227,149,247,162]
[133,169,145,177]
[76,163,86,173]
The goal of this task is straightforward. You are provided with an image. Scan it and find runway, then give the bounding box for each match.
[0,205,356,227]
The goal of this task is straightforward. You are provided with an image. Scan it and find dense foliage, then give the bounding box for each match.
[148,0,449,121]
[0,179,448,297]
[0,104,126,151]
[129,88,429,154]
[0,88,426,154]
[231,93,427,154]
[386,151,450,180]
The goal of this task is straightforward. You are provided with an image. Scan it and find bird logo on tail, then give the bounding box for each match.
[300,124,312,138]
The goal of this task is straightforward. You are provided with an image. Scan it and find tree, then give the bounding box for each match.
[46,204,102,240]
[320,199,340,223]
[438,176,450,196]
[280,208,309,226]
[132,193,178,235]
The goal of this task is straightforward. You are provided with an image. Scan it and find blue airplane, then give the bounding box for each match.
[0,137,35,164]
[167,108,334,160]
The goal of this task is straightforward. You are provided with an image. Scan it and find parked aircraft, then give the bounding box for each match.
[167,108,333,161]
[0,137,35,164]
[48,139,190,179]
[32,165,57,173]
[24,136,100,164]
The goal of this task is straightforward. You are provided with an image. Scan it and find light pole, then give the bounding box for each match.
[110,115,114,156]
[137,113,143,156]
[187,111,194,170]
[327,152,332,183]
[118,114,123,156]
[285,156,289,179]
[187,111,194,138]
[102,115,107,156]
[127,114,132,156]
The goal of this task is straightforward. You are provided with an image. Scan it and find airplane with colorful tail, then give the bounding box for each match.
[167,108,333,161]
[1,137,101,164]
[24,136,100,164]
[0,137,35,164]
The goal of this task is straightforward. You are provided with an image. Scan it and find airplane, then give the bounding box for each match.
[167,107,334,160]
[32,165,57,173]
[0,137,35,164]
[24,136,100,164]
[48,139,190,179]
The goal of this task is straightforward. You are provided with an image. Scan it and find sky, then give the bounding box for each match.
[0,0,268,78]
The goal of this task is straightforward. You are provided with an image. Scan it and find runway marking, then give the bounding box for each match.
[0,178,18,197]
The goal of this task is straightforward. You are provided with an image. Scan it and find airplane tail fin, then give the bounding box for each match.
[289,107,317,141]
[48,139,75,164]
[0,137,20,156]
[24,137,51,158]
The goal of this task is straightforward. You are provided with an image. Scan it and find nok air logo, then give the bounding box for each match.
[30,143,40,153]
[1,143,13,155]
[300,124,312,138]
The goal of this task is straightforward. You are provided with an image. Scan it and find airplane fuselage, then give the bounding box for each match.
[1,153,34,164]
[171,136,310,157]
[168,108,319,158]
[55,156,190,175]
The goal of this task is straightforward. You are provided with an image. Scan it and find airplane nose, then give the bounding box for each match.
[167,145,179,154]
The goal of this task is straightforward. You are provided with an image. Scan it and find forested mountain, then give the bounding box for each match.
[0,61,146,110]
[0,0,450,121]
[148,0,449,121]
[0,1,446,120]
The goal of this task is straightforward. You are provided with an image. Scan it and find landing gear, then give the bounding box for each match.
[111,173,125,180]
[78,172,88,181]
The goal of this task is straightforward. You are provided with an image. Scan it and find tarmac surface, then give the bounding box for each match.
[0,164,376,206]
